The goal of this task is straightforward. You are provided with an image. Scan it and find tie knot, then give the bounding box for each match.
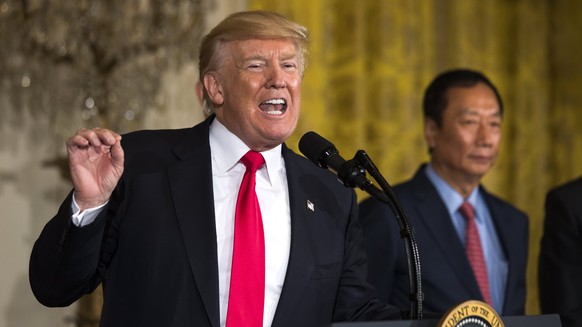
[459,201,475,221]
[240,150,265,173]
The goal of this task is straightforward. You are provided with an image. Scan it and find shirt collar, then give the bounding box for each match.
[425,163,480,217]
[209,119,283,186]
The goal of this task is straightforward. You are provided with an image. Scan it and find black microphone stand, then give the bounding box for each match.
[348,150,423,320]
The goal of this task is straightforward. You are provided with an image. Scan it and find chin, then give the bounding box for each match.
[469,168,491,179]
[266,126,295,140]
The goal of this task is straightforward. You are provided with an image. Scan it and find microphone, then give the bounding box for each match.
[298,131,374,191]
[299,131,423,319]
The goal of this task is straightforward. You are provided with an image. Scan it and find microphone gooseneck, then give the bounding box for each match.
[298,131,423,320]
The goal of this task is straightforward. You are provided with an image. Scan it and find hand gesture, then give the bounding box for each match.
[66,128,124,211]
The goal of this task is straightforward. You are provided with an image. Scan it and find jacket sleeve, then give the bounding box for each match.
[29,191,110,307]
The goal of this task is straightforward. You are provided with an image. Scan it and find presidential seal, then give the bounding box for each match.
[438,300,504,327]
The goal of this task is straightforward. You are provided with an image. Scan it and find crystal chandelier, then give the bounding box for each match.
[0,0,206,138]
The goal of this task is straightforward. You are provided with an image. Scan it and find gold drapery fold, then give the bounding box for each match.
[251,0,582,314]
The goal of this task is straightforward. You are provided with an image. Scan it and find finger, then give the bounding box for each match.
[73,128,119,148]
[66,133,90,149]
[110,140,125,166]
[67,128,102,147]
[92,128,120,146]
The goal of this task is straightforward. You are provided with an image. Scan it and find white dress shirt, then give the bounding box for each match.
[209,120,291,327]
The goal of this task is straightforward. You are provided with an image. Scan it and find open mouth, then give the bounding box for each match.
[259,98,287,115]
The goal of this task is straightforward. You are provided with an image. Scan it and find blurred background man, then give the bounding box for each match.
[359,69,528,316]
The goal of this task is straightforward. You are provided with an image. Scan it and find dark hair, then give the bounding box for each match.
[422,69,503,127]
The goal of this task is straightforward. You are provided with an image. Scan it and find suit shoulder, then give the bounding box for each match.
[547,176,582,200]
[284,147,335,178]
[359,176,418,211]
[121,128,192,149]
[484,190,528,220]
[391,178,419,194]
[119,127,202,173]
[283,147,354,197]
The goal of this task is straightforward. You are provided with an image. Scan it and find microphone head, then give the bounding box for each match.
[298,131,337,169]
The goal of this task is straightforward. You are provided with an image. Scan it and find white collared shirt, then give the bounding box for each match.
[209,119,291,327]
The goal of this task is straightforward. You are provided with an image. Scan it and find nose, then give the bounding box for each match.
[476,123,496,148]
[267,66,286,89]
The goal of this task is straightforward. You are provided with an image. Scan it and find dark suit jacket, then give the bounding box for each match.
[29,117,402,327]
[539,177,582,327]
[359,165,528,316]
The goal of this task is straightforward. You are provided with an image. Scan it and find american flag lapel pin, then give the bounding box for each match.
[307,200,315,212]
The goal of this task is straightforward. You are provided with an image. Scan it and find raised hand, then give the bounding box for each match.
[66,128,124,211]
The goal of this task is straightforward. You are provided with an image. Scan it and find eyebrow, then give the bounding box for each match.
[243,50,298,62]
[461,108,501,117]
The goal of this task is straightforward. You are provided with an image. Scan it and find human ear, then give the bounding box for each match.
[203,73,224,106]
[424,118,438,150]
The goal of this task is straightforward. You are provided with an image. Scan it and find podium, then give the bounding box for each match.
[326,301,561,327]
[327,314,561,327]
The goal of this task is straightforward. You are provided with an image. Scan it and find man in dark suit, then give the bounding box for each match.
[539,176,582,327]
[359,69,528,316]
[29,11,404,327]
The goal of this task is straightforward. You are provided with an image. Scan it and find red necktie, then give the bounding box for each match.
[226,151,265,327]
[459,201,492,305]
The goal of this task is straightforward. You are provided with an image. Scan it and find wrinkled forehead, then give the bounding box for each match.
[217,38,306,73]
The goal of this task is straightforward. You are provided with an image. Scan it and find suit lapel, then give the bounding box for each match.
[167,120,220,327]
[483,191,518,313]
[409,168,482,298]
[270,147,315,327]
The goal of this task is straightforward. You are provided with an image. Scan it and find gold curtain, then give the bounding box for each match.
[251,0,582,314]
